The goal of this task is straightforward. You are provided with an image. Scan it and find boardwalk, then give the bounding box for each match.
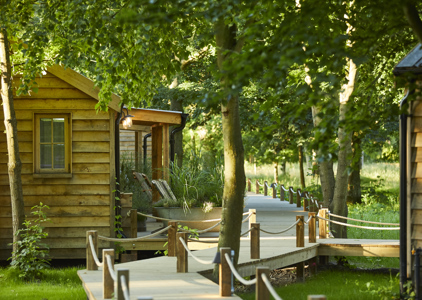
[78,192,399,300]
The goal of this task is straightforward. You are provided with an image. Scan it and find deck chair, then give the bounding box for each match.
[159,179,178,202]
[132,171,152,201]
[151,180,174,201]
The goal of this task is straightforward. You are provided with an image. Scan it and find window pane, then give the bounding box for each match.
[40,119,51,143]
[53,118,65,143]
[40,144,52,169]
[53,144,65,169]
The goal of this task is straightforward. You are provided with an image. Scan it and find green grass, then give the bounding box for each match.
[237,269,401,300]
[0,266,86,300]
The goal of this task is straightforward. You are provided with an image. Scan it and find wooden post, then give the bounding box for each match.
[151,125,163,203]
[296,188,301,207]
[296,262,304,282]
[130,209,137,238]
[272,184,276,198]
[117,269,129,300]
[168,221,178,257]
[264,181,268,196]
[103,249,114,299]
[163,124,170,183]
[219,247,232,297]
[251,223,260,259]
[177,232,188,273]
[256,180,259,194]
[86,230,98,271]
[308,296,326,300]
[289,187,294,204]
[318,208,328,239]
[296,215,304,247]
[309,257,318,275]
[249,209,256,238]
[304,193,309,212]
[256,267,270,300]
[247,178,251,192]
[280,185,285,201]
[308,212,316,243]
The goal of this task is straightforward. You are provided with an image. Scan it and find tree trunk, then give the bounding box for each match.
[280,161,286,175]
[331,58,357,238]
[273,161,278,183]
[311,106,335,207]
[347,134,362,204]
[214,19,246,271]
[298,146,306,189]
[0,28,25,259]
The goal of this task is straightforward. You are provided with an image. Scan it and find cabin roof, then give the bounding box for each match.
[47,64,121,111]
[129,108,183,126]
[393,44,422,76]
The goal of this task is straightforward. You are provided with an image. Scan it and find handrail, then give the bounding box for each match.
[261,273,283,300]
[281,185,289,192]
[137,211,250,223]
[98,225,172,242]
[241,228,253,237]
[224,253,257,286]
[178,237,215,265]
[256,180,264,187]
[179,221,222,234]
[289,187,297,194]
[316,216,400,230]
[259,219,300,235]
[327,212,399,226]
[303,215,313,224]
[88,235,103,267]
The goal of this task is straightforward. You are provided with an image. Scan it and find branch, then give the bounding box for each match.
[403,3,422,43]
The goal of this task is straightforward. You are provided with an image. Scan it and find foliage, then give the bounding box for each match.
[154,151,224,210]
[8,203,50,281]
[363,273,414,300]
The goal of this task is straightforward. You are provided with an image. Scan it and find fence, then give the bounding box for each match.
[247,178,322,212]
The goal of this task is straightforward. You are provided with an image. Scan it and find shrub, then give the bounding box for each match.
[8,203,51,280]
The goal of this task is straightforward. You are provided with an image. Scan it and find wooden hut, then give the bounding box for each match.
[393,43,422,289]
[0,64,186,260]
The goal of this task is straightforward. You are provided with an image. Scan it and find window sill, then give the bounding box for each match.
[33,173,73,179]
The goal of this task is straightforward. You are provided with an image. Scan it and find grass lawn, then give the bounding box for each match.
[0,266,86,300]
[237,269,401,300]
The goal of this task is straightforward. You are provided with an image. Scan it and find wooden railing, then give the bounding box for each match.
[247,178,322,212]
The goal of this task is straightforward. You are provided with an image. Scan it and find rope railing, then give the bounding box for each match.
[303,215,313,225]
[316,216,400,230]
[281,185,290,192]
[259,219,301,235]
[256,180,264,187]
[178,237,216,265]
[137,210,250,223]
[241,228,253,237]
[261,273,283,300]
[120,275,130,300]
[179,220,222,234]
[88,234,103,267]
[289,187,297,194]
[327,212,399,226]
[242,211,255,223]
[224,253,257,286]
[98,225,172,242]
[106,254,117,281]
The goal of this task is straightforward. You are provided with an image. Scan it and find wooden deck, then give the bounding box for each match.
[78,192,399,300]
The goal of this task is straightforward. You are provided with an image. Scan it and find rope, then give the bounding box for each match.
[327,212,399,226]
[187,238,218,243]
[316,216,400,230]
[281,185,289,192]
[178,220,222,234]
[241,228,252,237]
[261,273,283,300]
[256,181,264,187]
[289,187,297,194]
[106,254,117,281]
[178,237,215,265]
[303,215,313,225]
[242,212,254,223]
[264,182,270,188]
[120,275,130,300]
[224,253,257,286]
[259,219,300,234]
[98,225,172,242]
[88,235,103,267]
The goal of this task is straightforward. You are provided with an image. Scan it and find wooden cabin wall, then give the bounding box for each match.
[120,130,152,166]
[0,72,117,259]
[411,82,422,278]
